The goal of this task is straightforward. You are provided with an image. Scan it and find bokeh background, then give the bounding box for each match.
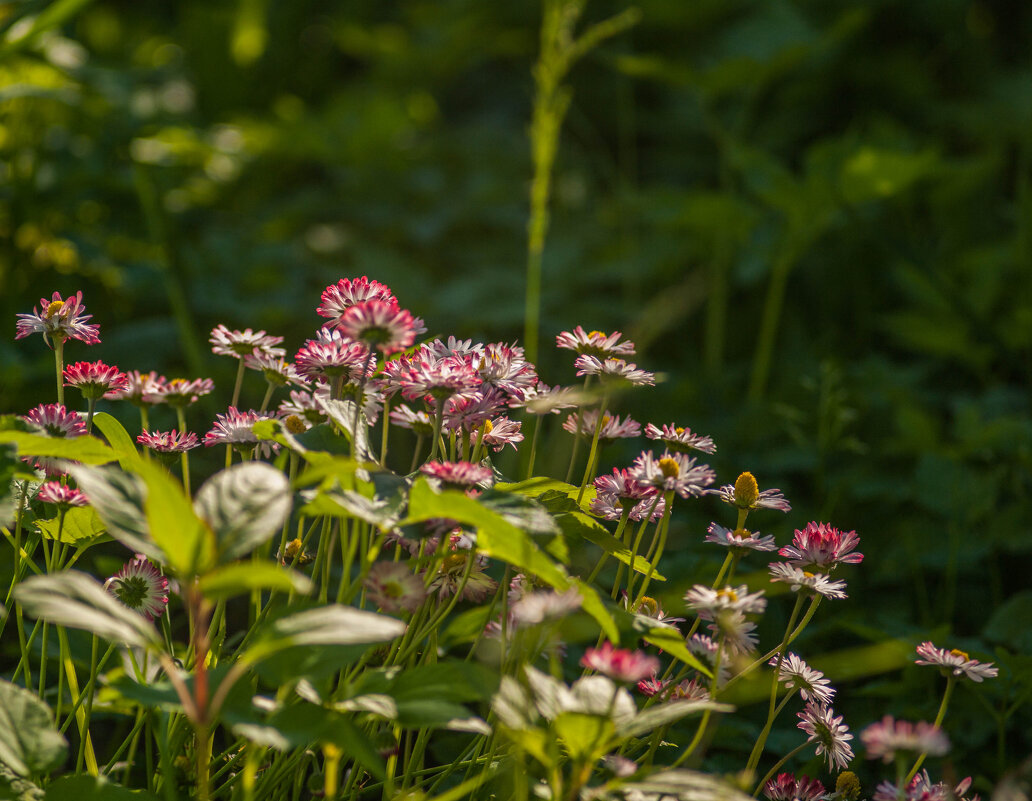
[2,0,1031,786]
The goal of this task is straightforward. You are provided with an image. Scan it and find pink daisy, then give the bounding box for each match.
[474,416,523,451]
[137,430,199,453]
[914,642,998,682]
[420,460,493,489]
[861,716,949,763]
[16,290,100,346]
[158,378,216,408]
[104,370,168,406]
[590,491,665,523]
[335,299,417,355]
[400,355,481,404]
[630,449,717,498]
[388,403,434,436]
[63,360,128,400]
[574,354,655,386]
[203,407,279,457]
[562,409,641,442]
[797,701,854,770]
[509,382,581,415]
[36,481,88,508]
[209,324,285,359]
[779,522,863,570]
[105,555,169,620]
[769,652,836,704]
[644,422,717,455]
[709,471,791,513]
[475,343,538,399]
[768,563,848,599]
[317,276,396,322]
[555,326,635,358]
[23,403,87,439]
[580,642,659,684]
[764,774,827,801]
[294,338,370,383]
[705,522,778,552]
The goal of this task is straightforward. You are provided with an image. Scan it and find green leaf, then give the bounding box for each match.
[194,462,291,562]
[498,726,552,768]
[0,761,44,800]
[244,605,406,665]
[555,511,664,581]
[554,711,612,761]
[90,413,142,470]
[0,432,116,465]
[43,775,160,800]
[0,679,68,777]
[35,507,109,547]
[65,465,161,562]
[198,562,312,600]
[439,606,494,650]
[136,461,212,576]
[617,699,730,738]
[839,146,938,205]
[13,572,161,650]
[642,628,711,677]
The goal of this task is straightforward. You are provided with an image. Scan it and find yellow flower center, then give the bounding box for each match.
[836,771,861,801]
[482,419,494,435]
[638,596,659,616]
[588,330,605,339]
[803,571,815,578]
[442,554,467,572]
[734,471,759,508]
[733,527,751,539]
[717,588,739,603]
[284,538,303,558]
[285,415,307,434]
[674,426,685,435]
[950,648,970,660]
[168,378,188,391]
[658,457,680,478]
[45,300,64,319]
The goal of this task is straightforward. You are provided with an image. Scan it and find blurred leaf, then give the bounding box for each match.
[0,679,67,777]
[35,506,109,547]
[66,465,160,563]
[554,711,611,761]
[198,562,312,600]
[642,628,710,677]
[839,147,938,205]
[90,413,142,470]
[194,462,291,562]
[43,775,159,800]
[0,432,116,465]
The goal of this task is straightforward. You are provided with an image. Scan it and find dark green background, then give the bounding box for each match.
[2,0,1030,784]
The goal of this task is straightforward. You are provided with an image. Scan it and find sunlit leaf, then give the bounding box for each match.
[0,679,67,777]
[194,462,291,562]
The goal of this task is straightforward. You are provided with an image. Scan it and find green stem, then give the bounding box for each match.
[576,393,609,504]
[904,676,955,782]
[54,337,65,406]
[752,742,809,797]
[85,395,97,435]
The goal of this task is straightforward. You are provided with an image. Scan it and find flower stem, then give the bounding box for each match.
[752,742,808,796]
[904,675,956,783]
[54,337,65,406]
[576,391,608,505]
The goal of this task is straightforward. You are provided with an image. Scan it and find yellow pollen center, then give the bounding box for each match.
[658,457,680,478]
[284,538,303,558]
[950,648,970,660]
[836,772,861,801]
[588,330,605,339]
[482,419,494,435]
[169,379,188,390]
[285,415,307,434]
[803,571,815,578]
[734,471,759,507]
[639,596,658,615]
[45,300,64,319]
[717,588,739,602]
[733,528,751,539]
[674,426,685,435]
[442,554,466,572]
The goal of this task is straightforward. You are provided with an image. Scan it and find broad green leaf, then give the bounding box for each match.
[476,490,560,536]
[90,413,142,470]
[198,562,312,600]
[555,512,664,581]
[642,628,711,677]
[498,726,551,768]
[839,146,938,205]
[0,432,116,464]
[13,572,161,649]
[194,462,291,562]
[439,606,494,650]
[497,478,593,509]
[292,457,363,487]
[617,699,730,738]
[136,461,212,576]
[0,761,44,800]
[0,679,68,777]
[300,488,403,529]
[244,605,406,664]
[554,711,612,761]
[66,465,162,562]
[43,775,160,800]
[566,579,618,643]
[35,507,110,547]
[622,770,755,801]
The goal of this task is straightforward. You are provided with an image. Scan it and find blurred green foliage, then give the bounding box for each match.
[1,0,1030,780]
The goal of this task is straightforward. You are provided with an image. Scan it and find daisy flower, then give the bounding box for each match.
[709,471,791,513]
[294,338,370,383]
[797,701,854,770]
[159,378,216,408]
[16,290,100,346]
[555,326,635,358]
[509,382,582,415]
[400,355,481,404]
[23,403,87,438]
[443,388,510,434]
[277,537,313,566]
[574,354,655,386]
[630,450,717,499]
[364,562,426,614]
[104,370,167,406]
[475,342,538,398]
[685,584,767,619]
[594,468,655,501]
[644,423,717,455]
[428,336,484,360]
[36,481,88,509]
[278,386,331,426]
[244,351,304,387]
[317,276,396,322]
[764,774,827,801]
[474,416,523,451]
[511,588,581,627]
[429,552,497,602]
[137,430,199,453]
[671,678,710,702]
[621,593,685,630]
[874,772,975,801]
[768,563,848,599]
[203,407,279,457]
[581,642,660,684]
[861,716,949,763]
[708,610,759,656]
[637,676,669,697]
[105,555,169,621]
[590,491,665,522]
[336,298,417,354]
[779,521,863,570]
[63,360,128,400]
[562,409,641,442]
[705,522,778,552]
[769,652,835,704]
[209,324,284,359]
[914,642,998,682]
[388,403,434,436]
[420,460,493,489]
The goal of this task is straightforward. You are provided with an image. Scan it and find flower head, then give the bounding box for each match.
[429,552,497,602]
[914,642,998,682]
[244,352,304,388]
[203,407,279,457]
[510,382,582,415]
[590,491,665,523]
[581,642,660,684]
[874,772,976,801]
[779,521,863,570]
[644,423,716,455]
[684,584,767,619]
[511,588,581,627]
[63,360,128,400]
[209,324,285,359]
[556,326,635,358]
[335,299,417,354]
[562,409,641,442]
[104,370,167,406]
[388,403,434,436]
[400,355,481,404]
[630,450,717,499]
[317,276,396,322]
[574,354,655,386]
[36,481,88,509]
[705,522,778,552]
[764,774,827,801]
[861,716,949,763]
[16,291,100,346]
[475,343,538,399]
[709,472,791,513]
[474,416,523,452]
[23,403,87,438]
[420,460,493,490]
[768,562,848,599]
[797,701,854,770]
[137,430,199,454]
[769,653,835,704]
[294,338,371,383]
[105,556,169,620]
[364,562,426,614]
[158,378,216,408]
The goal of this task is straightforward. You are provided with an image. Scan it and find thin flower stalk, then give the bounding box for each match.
[575,390,609,504]
[903,675,955,783]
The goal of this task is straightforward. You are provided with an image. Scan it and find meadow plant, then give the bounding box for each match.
[0,281,1003,801]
